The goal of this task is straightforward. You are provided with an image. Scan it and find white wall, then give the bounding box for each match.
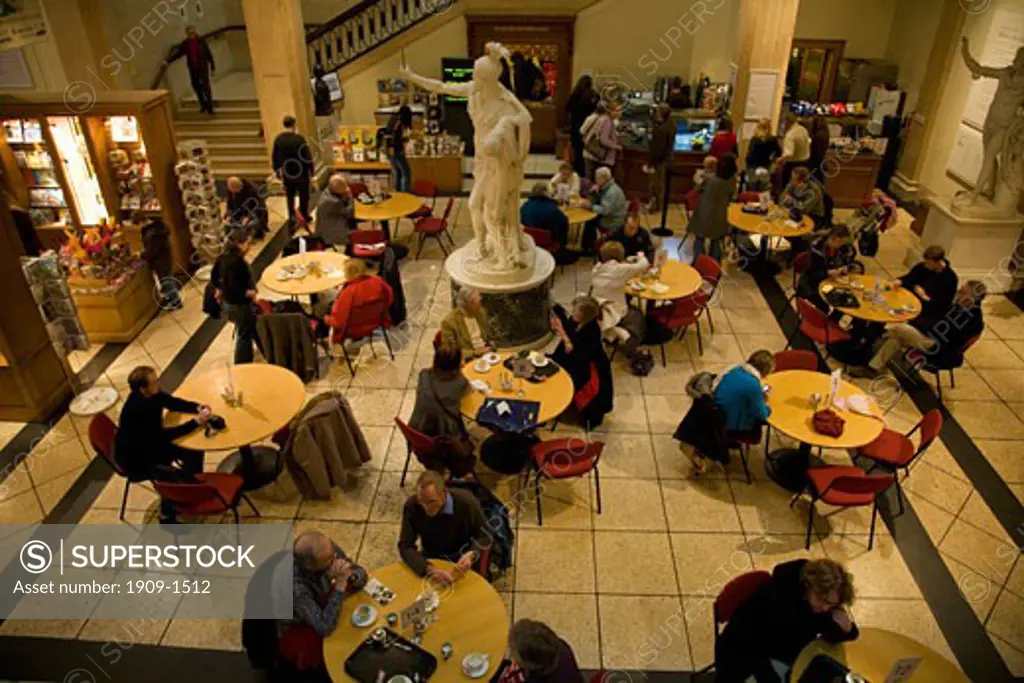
[689,0,741,82]
[885,0,943,113]
[795,0,898,59]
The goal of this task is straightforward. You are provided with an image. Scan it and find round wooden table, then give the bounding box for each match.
[793,627,968,683]
[261,251,349,296]
[626,259,703,301]
[323,561,509,683]
[762,369,885,492]
[460,354,574,425]
[355,191,423,222]
[562,206,597,247]
[728,203,816,238]
[819,274,922,323]
[167,364,306,489]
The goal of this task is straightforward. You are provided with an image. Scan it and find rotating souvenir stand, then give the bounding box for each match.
[0,91,191,273]
[175,139,223,271]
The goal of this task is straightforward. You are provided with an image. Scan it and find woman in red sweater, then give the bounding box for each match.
[325,259,394,341]
[708,117,738,159]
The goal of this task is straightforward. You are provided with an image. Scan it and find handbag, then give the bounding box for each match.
[430,379,477,477]
[583,116,608,159]
[812,409,845,437]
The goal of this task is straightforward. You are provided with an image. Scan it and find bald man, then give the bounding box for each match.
[314,173,356,248]
[287,531,367,637]
[224,176,267,239]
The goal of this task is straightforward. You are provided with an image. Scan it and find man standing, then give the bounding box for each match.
[774,112,811,190]
[225,176,267,240]
[313,174,356,249]
[272,115,315,230]
[211,228,261,363]
[116,366,210,523]
[645,103,676,213]
[178,26,215,114]
[398,471,490,584]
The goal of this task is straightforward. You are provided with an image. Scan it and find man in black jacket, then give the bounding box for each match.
[116,366,210,522]
[225,176,267,239]
[645,103,676,212]
[174,26,215,114]
[897,244,959,328]
[796,226,857,312]
[715,558,859,682]
[211,228,260,363]
[857,280,986,377]
[272,115,315,229]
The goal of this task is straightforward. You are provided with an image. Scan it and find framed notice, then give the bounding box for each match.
[745,70,779,121]
[946,123,984,187]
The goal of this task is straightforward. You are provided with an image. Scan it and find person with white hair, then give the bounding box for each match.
[313,173,356,248]
[276,530,367,673]
[440,287,493,358]
[580,165,626,254]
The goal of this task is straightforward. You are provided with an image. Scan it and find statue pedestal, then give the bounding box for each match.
[903,195,1024,294]
[445,243,556,349]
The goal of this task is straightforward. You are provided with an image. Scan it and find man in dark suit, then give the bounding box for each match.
[177,26,215,114]
[272,115,315,229]
[225,176,267,239]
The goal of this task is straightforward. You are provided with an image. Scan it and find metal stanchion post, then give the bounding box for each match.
[652,150,674,237]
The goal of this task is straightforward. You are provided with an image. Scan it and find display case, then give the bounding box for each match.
[0,91,190,274]
[332,124,463,194]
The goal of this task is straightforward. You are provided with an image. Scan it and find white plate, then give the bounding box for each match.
[531,355,550,367]
[483,353,501,365]
[461,654,490,679]
[470,380,491,394]
[473,360,490,373]
[651,282,670,294]
[351,604,378,627]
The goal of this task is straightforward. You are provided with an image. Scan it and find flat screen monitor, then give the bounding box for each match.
[441,57,473,104]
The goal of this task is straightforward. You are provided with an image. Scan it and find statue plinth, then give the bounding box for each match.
[445,244,555,348]
[903,193,1024,293]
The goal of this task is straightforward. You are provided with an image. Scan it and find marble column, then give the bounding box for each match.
[729,0,800,150]
[240,0,319,163]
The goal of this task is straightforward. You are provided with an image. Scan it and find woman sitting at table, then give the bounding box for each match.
[408,345,476,477]
[715,350,774,433]
[440,287,493,359]
[550,296,614,429]
[491,619,585,683]
[324,259,394,340]
[715,558,859,683]
[796,225,857,313]
[781,166,826,227]
[591,240,650,361]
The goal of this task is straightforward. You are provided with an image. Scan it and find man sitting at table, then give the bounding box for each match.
[853,280,986,378]
[398,471,490,584]
[224,176,267,240]
[780,166,826,230]
[796,225,857,312]
[324,258,393,339]
[440,287,493,358]
[580,166,627,254]
[608,214,655,262]
[275,530,368,675]
[548,161,581,202]
[115,365,211,524]
[313,173,357,250]
[715,558,859,683]
[521,182,569,248]
[894,244,959,328]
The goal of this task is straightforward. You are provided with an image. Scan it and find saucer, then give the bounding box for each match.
[483,352,501,365]
[351,604,378,627]
[462,653,489,679]
[531,355,550,368]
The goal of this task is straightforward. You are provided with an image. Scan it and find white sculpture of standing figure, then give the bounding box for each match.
[400,43,535,276]
[957,39,1024,216]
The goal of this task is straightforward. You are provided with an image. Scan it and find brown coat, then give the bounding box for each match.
[283,392,372,499]
[439,308,491,356]
[256,313,317,382]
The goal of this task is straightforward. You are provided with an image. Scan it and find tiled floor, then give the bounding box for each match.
[1,191,1023,678]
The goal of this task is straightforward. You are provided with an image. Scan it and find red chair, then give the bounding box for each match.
[414,196,456,259]
[89,414,133,521]
[524,226,562,264]
[857,409,941,515]
[348,181,369,197]
[682,188,701,222]
[693,255,722,332]
[394,417,441,487]
[349,228,388,258]
[727,428,758,484]
[773,349,818,372]
[410,179,437,217]
[736,191,761,204]
[330,288,395,377]
[800,466,894,550]
[785,298,851,359]
[152,472,257,524]
[776,251,812,317]
[528,438,604,526]
[649,290,708,362]
[690,570,773,680]
[907,335,981,402]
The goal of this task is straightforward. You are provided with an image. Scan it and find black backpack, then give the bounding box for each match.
[858,227,879,257]
[629,349,655,377]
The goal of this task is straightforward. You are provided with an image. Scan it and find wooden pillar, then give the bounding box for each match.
[729,0,800,149]
[890,0,966,200]
[0,195,73,422]
[241,0,319,163]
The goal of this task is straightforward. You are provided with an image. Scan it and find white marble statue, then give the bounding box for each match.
[400,43,535,275]
[957,39,1024,216]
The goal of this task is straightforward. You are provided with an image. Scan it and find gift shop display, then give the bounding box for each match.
[21,251,88,355]
[175,139,223,265]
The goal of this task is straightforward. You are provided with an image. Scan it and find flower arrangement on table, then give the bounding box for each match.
[60,219,143,291]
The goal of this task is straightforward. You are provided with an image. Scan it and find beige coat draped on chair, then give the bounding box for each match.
[282,392,372,499]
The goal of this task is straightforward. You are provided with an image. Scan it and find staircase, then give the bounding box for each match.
[174,93,267,183]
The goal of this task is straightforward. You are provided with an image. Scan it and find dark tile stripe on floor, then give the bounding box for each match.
[753,268,1015,683]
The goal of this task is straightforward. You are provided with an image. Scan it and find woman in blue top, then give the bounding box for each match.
[699,350,774,474]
